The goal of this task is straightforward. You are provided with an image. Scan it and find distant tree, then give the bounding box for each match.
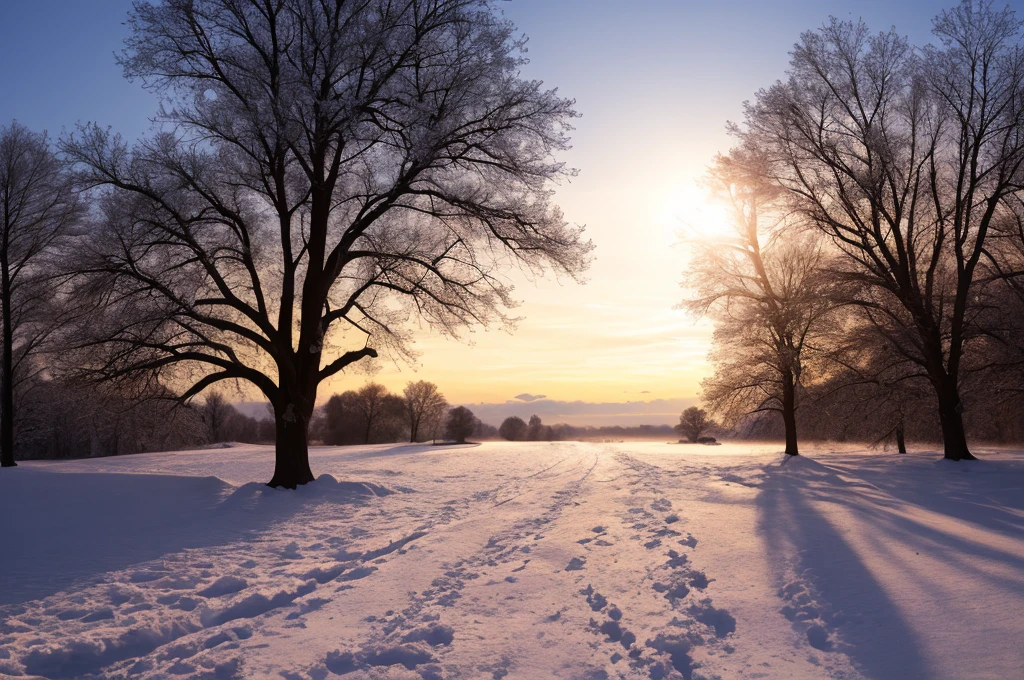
[550,423,575,441]
[445,406,478,444]
[201,391,233,443]
[526,414,554,441]
[354,383,390,445]
[223,409,264,444]
[322,391,362,446]
[473,420,500,440]
[63,0,591,487]
[676,406,712,443]
[376,393,409,444]
[403,381,449,443]
[737,3,1024,459]
[322,384,407,445]
[350,383,408,444]
[0,122,81,467]
[684,151,839,456]
[499,415,528,441]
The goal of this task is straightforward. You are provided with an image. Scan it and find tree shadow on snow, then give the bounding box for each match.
[757,452,1024,678]
[822,452,1024,537]
[756,455,930,679]
[0,469,389,605]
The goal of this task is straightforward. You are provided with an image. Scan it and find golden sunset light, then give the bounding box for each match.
[3,3,1024,677]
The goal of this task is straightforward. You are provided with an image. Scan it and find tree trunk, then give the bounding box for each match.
[267,404,314,488]
[782,369,799,456]
[0,254,15,468]
[895,421,907,454]
[937,385,975,461]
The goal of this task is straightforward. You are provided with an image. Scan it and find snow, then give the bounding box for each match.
[1,441,1022,679]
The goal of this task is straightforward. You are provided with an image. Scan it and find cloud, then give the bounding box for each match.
[513,393,547,402]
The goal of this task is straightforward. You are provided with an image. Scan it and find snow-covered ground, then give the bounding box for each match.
[1,441,1022,680]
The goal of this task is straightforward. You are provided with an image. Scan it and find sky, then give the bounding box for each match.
[0,0,991,422]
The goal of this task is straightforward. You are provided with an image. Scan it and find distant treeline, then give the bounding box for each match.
[13,378,205,460]
[12,379,491,459]
[493,415,678,442]
[11,374,694,460]
[732,382,1024,450]
[12,377,276,460]
[311,382,494,446]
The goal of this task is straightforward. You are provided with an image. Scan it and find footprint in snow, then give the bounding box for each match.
[689,599,737,638]
[325,643,438,674]
[402,623,454,646]
[198,575,248,598]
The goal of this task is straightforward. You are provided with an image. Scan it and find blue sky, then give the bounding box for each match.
[1,1,961,139]
[0,1,1013,419]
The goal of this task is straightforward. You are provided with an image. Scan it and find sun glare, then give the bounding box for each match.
[655,185,734,243]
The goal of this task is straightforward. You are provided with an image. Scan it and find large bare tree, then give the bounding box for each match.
[685,152,839,456]
[64,0,591,486]
[0,122,80,467]
[738,2,1024,459]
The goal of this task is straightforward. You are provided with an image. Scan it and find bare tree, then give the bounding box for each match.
[201,390,233,443]
[63,0,591,487]
[737,3,1024,459]
[803,321,938,453]
[675,406,712,443]
[322,383,405,444]
[353,383,404,444]
[685,152,838,456]
[445,405,477,444]
[403,380,448,443]
[0,122,81,467]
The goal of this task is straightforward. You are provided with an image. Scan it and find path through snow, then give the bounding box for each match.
[1,442,1022,679]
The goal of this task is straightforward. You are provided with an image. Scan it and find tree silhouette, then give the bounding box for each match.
[0,122,81,467]
[200,391,232,443]
[676,406,712,443]
[403,381,448,443]
[685,152,839,456]
[527,414,552,441]
[499,416,527,441]
[736,3,1024,459]
[445,406,477,444]
[64,0,591,486]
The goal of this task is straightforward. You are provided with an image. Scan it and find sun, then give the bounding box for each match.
[654,184,734,243]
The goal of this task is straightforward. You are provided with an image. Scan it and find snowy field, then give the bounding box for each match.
[1,441,1022,680]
